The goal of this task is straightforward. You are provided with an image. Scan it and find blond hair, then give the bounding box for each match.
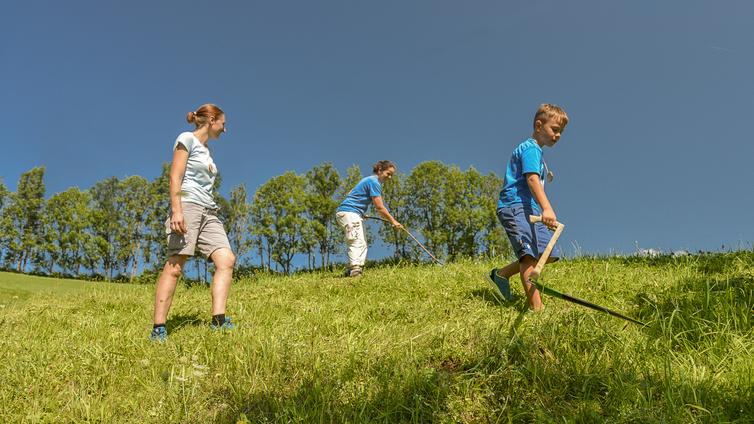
[533,103,568,129]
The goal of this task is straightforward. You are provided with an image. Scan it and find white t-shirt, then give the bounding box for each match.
[173,132,218,208]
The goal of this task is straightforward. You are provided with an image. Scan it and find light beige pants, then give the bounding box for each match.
[336,211,367,267]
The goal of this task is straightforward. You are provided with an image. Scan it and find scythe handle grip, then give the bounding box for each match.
[530,218,565,278]
[528,215,562,227]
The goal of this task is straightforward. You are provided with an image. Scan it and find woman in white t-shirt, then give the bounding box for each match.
[150,104,236,342]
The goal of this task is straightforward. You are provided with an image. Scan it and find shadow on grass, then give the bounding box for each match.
[506,304,531,341]
[217,361,453,423]
[470,287,531,347]
[166,312,203,332]
[469,288,522,309]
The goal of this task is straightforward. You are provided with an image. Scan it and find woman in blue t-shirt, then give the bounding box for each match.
[336,160,403,277]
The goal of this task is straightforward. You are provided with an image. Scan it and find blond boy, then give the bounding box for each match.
[489,104,568,311]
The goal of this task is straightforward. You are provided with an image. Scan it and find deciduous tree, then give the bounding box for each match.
[225,184,251,263]
[4,167,46,271]
[406,161,450,259]
[89,177,123,280]
[252,172,307,274]
[377,171,415,260]
[305,162,341,268]
[119,176,151,281]
[41,187,92,275]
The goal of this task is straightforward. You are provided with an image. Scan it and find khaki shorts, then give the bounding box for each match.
[166,202,232,259]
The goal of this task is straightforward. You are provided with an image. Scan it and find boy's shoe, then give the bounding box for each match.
[149,326,167,342]
[210,316,236,331]
[488,269,512,301]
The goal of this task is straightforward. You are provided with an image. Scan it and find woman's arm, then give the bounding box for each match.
[372,196,403,229]
[169,146,189,234]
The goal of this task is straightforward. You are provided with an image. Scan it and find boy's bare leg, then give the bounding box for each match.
[496,260,519,279]
[519,255,543,311]
[209,248,236,315]
[153,255,188,324]
[498,257,557,280]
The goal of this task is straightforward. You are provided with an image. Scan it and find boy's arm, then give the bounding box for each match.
[525,173,556,229]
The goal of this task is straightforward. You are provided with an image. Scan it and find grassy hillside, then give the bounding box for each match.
[1,253,752,423]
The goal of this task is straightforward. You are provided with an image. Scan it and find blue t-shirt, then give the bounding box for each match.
[337,175,383,216]
[498,138,545,212]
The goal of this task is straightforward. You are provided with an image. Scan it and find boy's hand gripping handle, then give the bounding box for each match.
[528,215,565,279]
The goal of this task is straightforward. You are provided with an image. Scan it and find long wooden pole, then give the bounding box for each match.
[528,215,564,279]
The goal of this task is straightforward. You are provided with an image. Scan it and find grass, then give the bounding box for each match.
[0,252,752,423]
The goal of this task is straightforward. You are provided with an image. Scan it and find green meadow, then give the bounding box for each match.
[1,253,752,423]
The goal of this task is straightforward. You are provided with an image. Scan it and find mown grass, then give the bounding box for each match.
[0,253,752,423]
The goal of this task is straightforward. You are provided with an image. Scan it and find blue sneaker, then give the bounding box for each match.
[488,269,512,301]
[210,316,236,331]
[149,326,167,342]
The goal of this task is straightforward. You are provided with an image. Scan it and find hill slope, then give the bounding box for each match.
[1,253,752,423]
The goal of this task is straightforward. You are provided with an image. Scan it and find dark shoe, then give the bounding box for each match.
[348,266,363,277]
[210,316,236,331]
[149,326,167,342]
[488,269,512,301]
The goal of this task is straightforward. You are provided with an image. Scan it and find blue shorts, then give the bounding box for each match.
[497,205,559,261]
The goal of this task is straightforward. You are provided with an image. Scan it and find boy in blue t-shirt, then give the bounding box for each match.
[336,160,403,277]
[489,104,569,311]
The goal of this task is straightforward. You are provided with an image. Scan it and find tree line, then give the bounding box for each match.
[0,161,510,280]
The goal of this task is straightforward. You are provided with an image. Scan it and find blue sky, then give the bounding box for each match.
[3,0,753,260]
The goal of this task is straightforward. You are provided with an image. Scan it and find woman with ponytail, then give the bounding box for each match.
[150,104,236,342]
